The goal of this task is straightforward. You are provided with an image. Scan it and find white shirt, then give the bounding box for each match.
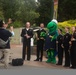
[26,28,29,31]
[31,38,34,46]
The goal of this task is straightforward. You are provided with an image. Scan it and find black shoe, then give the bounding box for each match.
[27,60,30,61]
[39,58,42,62]
[56,63,62,65]
[70,66,76,69]
[63,65,70,67]
[34,59,39,61]
[27,59,30,61]
[39,59,42,62]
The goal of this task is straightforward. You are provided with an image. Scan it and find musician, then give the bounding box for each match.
[34,23,46,62]
[21,22,33,61]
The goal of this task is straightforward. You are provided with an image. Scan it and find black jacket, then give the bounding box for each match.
[21,28,33,42]
[37,29,46,39]
[57,34,63,45]
[0,28,12,49]
[63,33,71,47]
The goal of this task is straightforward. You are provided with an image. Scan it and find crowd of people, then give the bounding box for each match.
[0,18,76,69]
[20,21,76,69]
[56,27,76,69]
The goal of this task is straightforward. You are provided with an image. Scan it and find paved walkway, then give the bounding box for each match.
[0,45,70,69]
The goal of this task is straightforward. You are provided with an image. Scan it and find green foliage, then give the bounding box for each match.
[8,20,23,28]
[0,0,39,27]
[58,20,76,34]
[16,0,39,24]
[0,0,19,20]
[58,0,76,21]
[0,11,4,19]
[58,20,76,27]
[36,0,54,26]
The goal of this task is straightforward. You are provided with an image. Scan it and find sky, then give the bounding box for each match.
[35,0,38,2]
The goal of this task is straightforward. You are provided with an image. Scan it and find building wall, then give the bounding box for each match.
[10,28,23,45]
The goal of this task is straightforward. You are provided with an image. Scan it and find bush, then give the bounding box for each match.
[8,20,23,28]
[58,20,76,34]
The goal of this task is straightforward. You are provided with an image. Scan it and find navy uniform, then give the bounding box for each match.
[34,28,46,62]
[56,34,63,65]
[70,31,76,69]
[63,33,71,67]
[21,28,33,61]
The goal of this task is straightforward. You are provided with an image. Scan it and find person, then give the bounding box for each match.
[71,26,75,33]
[3,19,14,37]
[44,19,58,64]
[70,26,76,69]
[10,26,15,37]
[3,23,8,29]
[0,19,12,68]
[56,29,63,65]
[3,20,15,49]
[63,27,71,67]
[3,19,15,62]
[21,22,33,61]
[34,23,46,62]
[7,18,13,25]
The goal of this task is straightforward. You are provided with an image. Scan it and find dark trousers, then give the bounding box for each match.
[64,46,70,66]
[36,39,44,61]
[70,51,76,68]
[57,44,63,65]
[22,40,31,60]
[70,41,76,68]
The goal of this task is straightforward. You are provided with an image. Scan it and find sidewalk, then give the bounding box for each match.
[0,44,70,69]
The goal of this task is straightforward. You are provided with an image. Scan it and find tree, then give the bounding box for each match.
[16,0,39,24]
[57,0,76,22]
[36,0,54,26]
[0,0,19,21]
[0,0,4,19]
[0,0,39,26]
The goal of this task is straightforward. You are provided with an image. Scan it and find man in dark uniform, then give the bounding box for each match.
[56,29,63,65]
[21,22,33,61]
[70,26,76,69]
[63,27,71,67]
[34,23,46,62]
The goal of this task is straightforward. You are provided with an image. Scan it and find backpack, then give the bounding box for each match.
[12,58,24,66]
[0,38,8,48]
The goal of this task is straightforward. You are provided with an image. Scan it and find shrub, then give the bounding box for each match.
[8,20,23,28]
[58,20,76,34]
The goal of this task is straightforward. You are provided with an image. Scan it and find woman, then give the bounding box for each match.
[70,26,76,69]
[63,27,71,67]
[56,29,63,65]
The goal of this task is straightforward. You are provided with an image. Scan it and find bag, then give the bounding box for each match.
[12,58,24,66]
[0,38,8,48]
